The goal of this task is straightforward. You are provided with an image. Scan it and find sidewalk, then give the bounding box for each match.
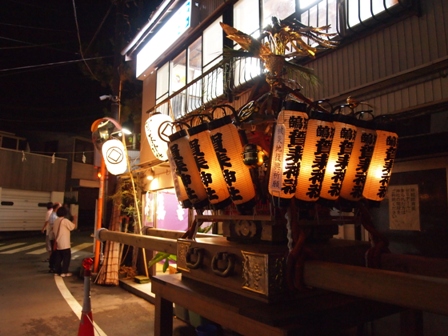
[119,277,198,336]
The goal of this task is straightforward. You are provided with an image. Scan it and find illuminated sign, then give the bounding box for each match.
[136,1,192,78]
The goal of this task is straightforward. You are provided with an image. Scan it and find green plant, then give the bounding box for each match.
[148,252,177,273]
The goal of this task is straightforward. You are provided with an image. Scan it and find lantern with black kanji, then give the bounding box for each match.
[167,149,192,208]
[168,129,209,209]
[208,116,257,213]
[320,114,357,202]
[362,129,398,201]
[339,120,377,202]
[268,101,309,204]
[188,123,232,210]
[295,111,335,202]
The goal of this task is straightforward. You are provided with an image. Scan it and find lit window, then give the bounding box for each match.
[346,0,399,28]
[262,0,295,28]
[234,0,260,38]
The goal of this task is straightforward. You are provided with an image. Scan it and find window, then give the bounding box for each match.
[171,51,187,119]
[299,0,413,38]
[262,0,295,28]
[203,17,224,102]
[234,0,260,38]
[187,37,202,113]
[346,0,399,28]
[156,62,170,115]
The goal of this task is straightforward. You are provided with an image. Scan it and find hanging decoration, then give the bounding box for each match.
[295,110,335,202]
[268,101,309,204]
[319,114,357,202]
[188,123,232,210]
[208,115,257,213]
[101,139,127,175]
[339,120,377,202]
[145,112,173,161]
[362,129,398,201]
[168,129,209,209]
[167,149,192,209]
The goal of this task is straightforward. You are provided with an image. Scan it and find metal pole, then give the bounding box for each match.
[93,159,106,273]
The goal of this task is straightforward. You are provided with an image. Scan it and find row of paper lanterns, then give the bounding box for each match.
[145,101,398,212]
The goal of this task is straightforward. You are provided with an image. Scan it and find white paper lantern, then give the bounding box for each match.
[363,129,398,201]
[208,116,256,213]
[145,112,173,161]
[295,112,335,202]
[168,129,209,209]
[320,115,357,201]
[339,122,377,202]
[268,101,309,202]
[101,139,127,175]
[188,123,232,210]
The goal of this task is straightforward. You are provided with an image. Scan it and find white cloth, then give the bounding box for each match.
[48,212,58,240]
[53,217,75,250]
[44,209,53,236]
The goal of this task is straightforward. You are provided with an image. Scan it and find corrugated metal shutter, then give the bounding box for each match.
[0,188,51,231]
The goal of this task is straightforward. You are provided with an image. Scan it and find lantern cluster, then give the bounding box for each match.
[163,116,257,213]
[268,103,398,205]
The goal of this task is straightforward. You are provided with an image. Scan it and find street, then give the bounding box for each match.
[0,230,192,336]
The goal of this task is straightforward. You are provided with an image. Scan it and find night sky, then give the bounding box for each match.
[0,0,161,137]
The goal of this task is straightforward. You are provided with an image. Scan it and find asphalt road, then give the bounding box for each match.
[0,230,193,336]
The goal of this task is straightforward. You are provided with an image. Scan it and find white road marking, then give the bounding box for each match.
[71,243,94,253]
[54,275,107,336]
[0,242,26,251]
[0,242,45,254]
[27,247,48,254]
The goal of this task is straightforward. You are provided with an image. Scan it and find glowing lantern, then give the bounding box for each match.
[362,129,398,201]
[167,149,192,208]
[101,139,127,175]
[188,124,232,210]
[208,116,256,213]
[145,112,173,161]
[295,112,335,202]
[168,129,209,209]
[320,115,357,202]
[339,122,377,202]
[268,101,309,203]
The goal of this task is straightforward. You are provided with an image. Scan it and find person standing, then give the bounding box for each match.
[41,202,53,262]
[53,206,76,277]
[47,202,61,273]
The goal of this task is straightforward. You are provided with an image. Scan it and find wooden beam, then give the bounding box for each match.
[303,261,448,316]
[97,229,448,316]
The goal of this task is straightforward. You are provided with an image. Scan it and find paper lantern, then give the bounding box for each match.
[320,115,357,201]
[167,149,192,208]
[339,122,377,202]
[268,101,309,201]
[295,112,335,202]
[145,112,173,161]
[188,124,232,210]
[208,116,256,212]
[101,139,127,175]
[362,129,398,201]
[168,129,209,209]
